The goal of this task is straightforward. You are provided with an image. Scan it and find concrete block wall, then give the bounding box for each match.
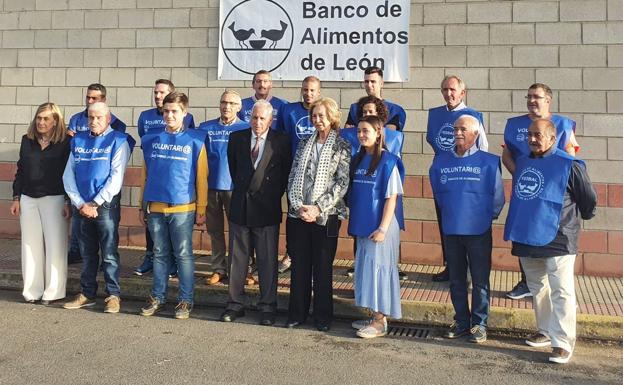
[1,0,622,276]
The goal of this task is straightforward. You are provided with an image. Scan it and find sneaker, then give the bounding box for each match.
[506,281,532,300]
[468,325,487,343]
[174,301,192,319]
[525,332,551,347]
[206,272,226,285]
[104,295,120,314]
[278,255,291,273]
[134,255,153,276]
[140,296,164,316]
[356,318,387,339]
[398,270,408,281]
[63,293,96,309]
[346,267,355,277]
[351,318,373,330]
[549,347,572,364]
[444,322,470,339]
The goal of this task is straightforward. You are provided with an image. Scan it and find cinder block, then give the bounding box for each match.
[423,3,466,24]
[67,30,100,48]
[402,132,423,154]
[560,91,607,113]
[136,29,171,48]
[65,68,99,87]
[17,49,49,67]
[35,0,68,10]
[100,68,135,86]
[84,48,117,67]
[34,30,67,48]
[560,45,606,67]
[17,10,51,29]
[512,1,558,22]
[535,68,583,90]
[52,10,84,29]
[490,69,534,90]
[136,0,171,8]
[154,9,189,28]
[410,46,423,68]
[444,68,489,90]
[84,10,118,29]
[189,8,218,28]
[0,105,32,124]
[446,24,489,45]
[1,68,32,86]
[171,68,208,88]
[177,0,210,7]
[189,47,217,68]
[608,138,623,160]
[153,48,188,67]
[118,48,153,67]
[384,89,422,110]
[51,49,83,67]
[119,9,153,28]
[33,68,65,86]
[187,88,226,108]
[536,23,582,44]
[101,29,135,48]
[0,125,16,143]
[609,0,623,20]
[584,114,623,137]
[578,137,608,160]
[51,87,83,106]
[135,68,172,87]
[0,87,16,105]
[468,90,512,112]
[116,87,151,107]
[102,0,135,9]
[467,2,511,24]
[0,50,17,68]
[2,30,35,48]
[423,46,466,67]
[608,46,623,66]
[16,87,50,106]
[411,4,423,25]
[172,29,208,48]
[467,46,511,67]
[410,25,444,46]
[583,22,623,44]
[486,112,515,134]
[68,0,100,9]
[4,0,35,11]
[607,91,623,113]
[408,68,445,89]
[513,46,558,67]
[583,68,623,90]
[490,23,534,45]
[584,206,623,230]
[0,12,19,30]
[561,0,606,21]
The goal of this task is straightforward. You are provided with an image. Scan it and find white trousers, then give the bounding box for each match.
[520,254,577,353]
[20,195,68,301]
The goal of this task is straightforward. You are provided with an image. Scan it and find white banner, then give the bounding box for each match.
[218,0,411,82]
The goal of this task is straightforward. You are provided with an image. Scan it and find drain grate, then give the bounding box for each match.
[387,326,432,339]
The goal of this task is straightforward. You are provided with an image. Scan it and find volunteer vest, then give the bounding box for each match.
[429,150,500,235]
[137,108,195,137]
[426,106,484,155]
[142,129,207,204]
[504,114,575,160]
[68,110,126,133]
[277,102,314,154]
[504,149,580,246]
[348,152,405,237]
[348,100,407,131]
[238,96,287,129]
[198,118,248,190]
[340,127,404,157]
[71,130,133,202]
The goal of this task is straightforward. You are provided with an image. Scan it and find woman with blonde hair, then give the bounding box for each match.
[11,102,71,305]
[285,97,351,331]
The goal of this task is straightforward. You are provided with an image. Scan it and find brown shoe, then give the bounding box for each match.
[246,274,257,286]
[549,347,572,364]
[206,272,225,285]
[63,293,95,310]
[104,295,120,314]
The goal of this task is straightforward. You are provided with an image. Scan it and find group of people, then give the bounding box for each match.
[11,66,596,363]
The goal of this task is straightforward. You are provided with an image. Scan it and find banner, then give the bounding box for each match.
[218,0,411,82]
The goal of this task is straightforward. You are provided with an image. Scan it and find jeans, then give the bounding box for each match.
[443,229,492,329]
[78,196,121,298]
[148,211,195,304]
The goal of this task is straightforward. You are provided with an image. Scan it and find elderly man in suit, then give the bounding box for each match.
[220,99,292,326]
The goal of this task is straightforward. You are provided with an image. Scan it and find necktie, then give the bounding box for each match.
[251,136,262,167]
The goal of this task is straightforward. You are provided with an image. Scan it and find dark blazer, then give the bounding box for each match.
[227,128,292,227]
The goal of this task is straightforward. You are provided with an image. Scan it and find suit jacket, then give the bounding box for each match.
[227,128,292,227]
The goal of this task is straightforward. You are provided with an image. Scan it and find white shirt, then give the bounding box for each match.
[250,130,269,169]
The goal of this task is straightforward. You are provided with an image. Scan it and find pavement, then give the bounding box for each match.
[1,238,622,341]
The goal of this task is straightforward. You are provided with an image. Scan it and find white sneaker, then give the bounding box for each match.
[351,318,372,330]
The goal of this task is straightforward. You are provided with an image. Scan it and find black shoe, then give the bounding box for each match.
[259,312,275,326]
[432,268,449,282]
[220,309,245,322]
[444,322,470,339]
[398,270,408,281]
[506,281,532,300]
[285,320,302,328]
[346,268,355,277]
[315,323,330,332]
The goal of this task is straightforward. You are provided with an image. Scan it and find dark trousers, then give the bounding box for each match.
[226,221,279,313]
[434,199,448,265]
[443,229,492,329]
[286,217,339,326]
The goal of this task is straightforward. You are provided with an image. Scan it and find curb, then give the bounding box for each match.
[1,270,621,341]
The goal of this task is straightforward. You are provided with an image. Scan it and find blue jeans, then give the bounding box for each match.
[443,229,492,329]
[78,197,121,298]
[148,211,195,304]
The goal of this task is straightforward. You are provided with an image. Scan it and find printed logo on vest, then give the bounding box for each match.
[440,174,448,184]
[515,167,544,200]
[295,116,314,139]
[516,127,528,142]
[435,123,455,151]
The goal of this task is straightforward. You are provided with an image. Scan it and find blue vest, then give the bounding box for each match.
[504,114,575,160]
[429,151,500,235]
[198,118,248,190]
[340,127,404,157]
[238,96,287,129]
[504,149,580,246]
[68,110,127,133]
[426,106,484,155]
[70,130,133,202]
[348,100,407,131]
[142,129,207,204]
[276,102,314,154]
[348,152,405,237]
[137,108,195,137]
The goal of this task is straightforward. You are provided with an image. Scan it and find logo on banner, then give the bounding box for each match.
[221,0,294,74]
[515,167,544,200]
[435,123,455,151]
[295,116,314,139]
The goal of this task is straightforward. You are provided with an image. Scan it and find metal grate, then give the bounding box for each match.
[387,326,432,339]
